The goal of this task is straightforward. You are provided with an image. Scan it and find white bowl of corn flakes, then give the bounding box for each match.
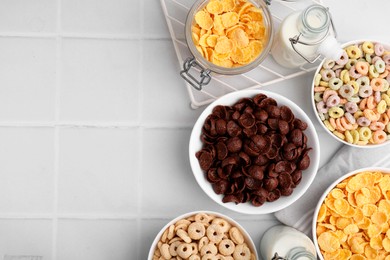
[183,0,273,77]
[312,167,390,259]
[148,211,258,260]
[311,39,390,148]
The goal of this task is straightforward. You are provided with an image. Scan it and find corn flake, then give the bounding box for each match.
[221,11,239,28]
[222,0,235,12]
[214,37,234,54]
[195,10,214,30]
[334,198,350,215]
[206,0,224,15]
[228,28,249,48]
[371,211,388,225]
[370,235,383,250]
[191,0,267,67]
[317,171,390,259]
[318,204,328,222]
[318,231,340,253]
[383,237,390,252]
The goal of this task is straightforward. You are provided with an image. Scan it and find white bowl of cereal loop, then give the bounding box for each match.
[312,167,390,259]
[148,210,258,260]
[189,89,320,214]
[180,0,273,90]
[311,39,390,148]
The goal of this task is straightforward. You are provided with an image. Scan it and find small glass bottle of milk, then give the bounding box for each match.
[271,4,342,68]
[260,225,317,260]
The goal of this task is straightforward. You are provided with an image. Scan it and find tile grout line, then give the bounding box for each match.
[137,0,145,258]
[0,32,171,40]
[52,0,62,259]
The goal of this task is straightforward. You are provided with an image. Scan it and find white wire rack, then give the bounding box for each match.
[161,0,322,109]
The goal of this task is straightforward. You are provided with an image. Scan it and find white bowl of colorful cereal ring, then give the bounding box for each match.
[311,40,390,147]
[183,0,273,76]
[189,89,320,214]
[148,211,258,260]
[312,167,390,259]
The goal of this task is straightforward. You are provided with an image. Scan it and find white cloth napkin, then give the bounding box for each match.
[274,144,390,237]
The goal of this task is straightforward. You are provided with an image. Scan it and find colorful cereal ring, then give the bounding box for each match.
[373,130,387,144]
[359,126,372,141]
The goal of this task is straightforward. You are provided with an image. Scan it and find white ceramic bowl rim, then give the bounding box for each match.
[189,89,320,214]
[311,39,390,148]
[312,167,390,259]
[147,210,258,260]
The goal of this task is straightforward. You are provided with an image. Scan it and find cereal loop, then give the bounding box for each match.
[362,41,375,55]
[369,65,380,78]
[371,78,384,91]
[345,112,356,124]
[328,107,344,119]
[370,121,385,131]
[379,113,389,125]
[169,241,181,257]
[218,239,236,256]
[314,86,326,92]
[335,118,346,132]
[326,94,340,108]
[339,85,354,99]
[373,130,387,144]
[198,236,209,250]
[364,109,378,121]
[188,222,206,240]
[359,126,372,141]
[375,43,385,56]
[345,102,358,114]
[323,89,338,102]
[323,59,336,69]
[355,61,369,75]
[177,229,192,243]
[195,213,211,225]
[212,217,231,232]
[333,130,345,140]
[366,96,376,110]
[177,243,193,259]
[160,243,171,259]
[346,45,362,59]
[314,73,321,86]
[377,100,387,114]
[345,130,354,144]
[321,69,335,81]
[229,227,244,245]
[375,59,386,73]
[340,117,354,130]
[329,78,343,90]
[233,244,251,260]
[336,50,348,66]
[206,224,224,243]
[324,120,335,132]
[200,243,218,256]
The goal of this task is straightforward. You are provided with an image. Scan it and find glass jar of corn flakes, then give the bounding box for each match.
[181,0,274,90]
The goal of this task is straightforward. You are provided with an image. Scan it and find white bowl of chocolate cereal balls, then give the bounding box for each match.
[189,89,320,214]
[148,211,257,260]
[312,40,390,148]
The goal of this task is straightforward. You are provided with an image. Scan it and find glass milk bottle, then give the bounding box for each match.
[260,225,317,260]
[271,4,342,68]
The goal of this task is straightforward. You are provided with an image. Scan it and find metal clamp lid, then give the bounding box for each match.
[289,7,338,64]
[180,58,211,91]
[265,0,301,5]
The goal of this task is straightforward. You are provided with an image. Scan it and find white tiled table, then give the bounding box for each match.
[0,0,389,259]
